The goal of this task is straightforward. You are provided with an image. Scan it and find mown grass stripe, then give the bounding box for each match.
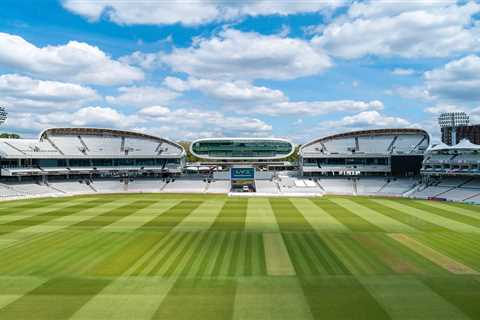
[305,232,351,275]
[157,232,200,276]
[423,275,480,320]
[319,233,392,275]
[130,232,183,276]
[390,233,479,274]
[177,231,211,276]
[407,200,480,228]
[233,277,314,320]
[90,232,165,276]
[0,276,48,310]
[269,198,313,232]
[411,232,480,273]
[263,233,295,276]
[331,197,416,233]
[227,232,243,276]
[141,200,203,231]
[245,198,279,232]
[147,232,191,276]
[374,199,480,234]
[210,198,248,231]
[290,198,350,232]
[174,199,224,232]
[151,278,236,320]
[125,232,179,276]
[31,232,129,277]
[103,200,180,232]
[69,277,176,320]
[210,232,233,277]
[191,231,225,277]
[313,198,383,232]
[0,232,86,275]
[252,233,266,276]
[0,277,111,320]
[71,200,154,229]
[419,200,480,221]
[0,198,113,235]
[355,198,449,232]
[359,275,470,320]
[299,276,390,320]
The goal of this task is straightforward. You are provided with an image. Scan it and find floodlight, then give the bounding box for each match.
[0,107,7,125]
[438,112,469,128]
[438,112,470,145]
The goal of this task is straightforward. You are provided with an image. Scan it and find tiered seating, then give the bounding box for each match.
[0,184,26,198]
[410,186,452,199]
[93,180,126,193]
[5,182,60,196]
[255,180,280,194]
[162,179,207,193]
[207,181,230,193]
[318,178,354,195]
[378,178,416,195]
[49,181,93,194]
[127,179,165,192]
[356,177,385,195]
[440,188,480,202]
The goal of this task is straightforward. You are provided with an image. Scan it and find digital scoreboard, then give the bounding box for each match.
[230,167,255,180]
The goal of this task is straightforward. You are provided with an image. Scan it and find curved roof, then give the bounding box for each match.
[190,137,295,160]
[300,128,431,155]
[0,127,185,159]
[39,127,181,147]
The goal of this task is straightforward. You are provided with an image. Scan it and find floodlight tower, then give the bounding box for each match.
[438,112,469,145]
[0,107,7,126]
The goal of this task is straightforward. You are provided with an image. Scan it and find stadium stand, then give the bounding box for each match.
[255,180,280,194]
[49,180,93,194]
[317,178,354,195]
[206,180,230,193]
[162,179,207,193]
[126,179,166,193]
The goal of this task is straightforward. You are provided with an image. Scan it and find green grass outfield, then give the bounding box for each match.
[0,193,479,319]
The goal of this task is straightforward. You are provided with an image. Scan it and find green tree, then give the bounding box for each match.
[0,133,20,139]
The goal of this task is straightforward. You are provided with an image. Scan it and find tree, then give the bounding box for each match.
[177,141,201,163]
[0,133,20,139]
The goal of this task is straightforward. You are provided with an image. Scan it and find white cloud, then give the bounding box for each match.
[424,55,480,102]
[323,111,410,128]
[425,104,464,114]
[162,29,331,80]
[0,32,144,85]
[62,0,343,26]
[164,77,286,103]
[250,99,384,116]
[0,74,98,111]
[387,86,433,101]
[106,86,179,107]
[313,1,480,59]
[4,104,273,140]
[392,68,415,76]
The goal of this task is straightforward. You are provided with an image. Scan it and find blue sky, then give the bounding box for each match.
[0,0,479,142]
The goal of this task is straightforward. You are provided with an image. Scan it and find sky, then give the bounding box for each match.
[0,0,479,143]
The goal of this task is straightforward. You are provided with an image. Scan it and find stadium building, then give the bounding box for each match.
[410,139,480,202]
[190,138,296,192]
[0,128,185,180]
[300,128,430,177]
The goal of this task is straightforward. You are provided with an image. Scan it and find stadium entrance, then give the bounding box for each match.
[230,167,256,192]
